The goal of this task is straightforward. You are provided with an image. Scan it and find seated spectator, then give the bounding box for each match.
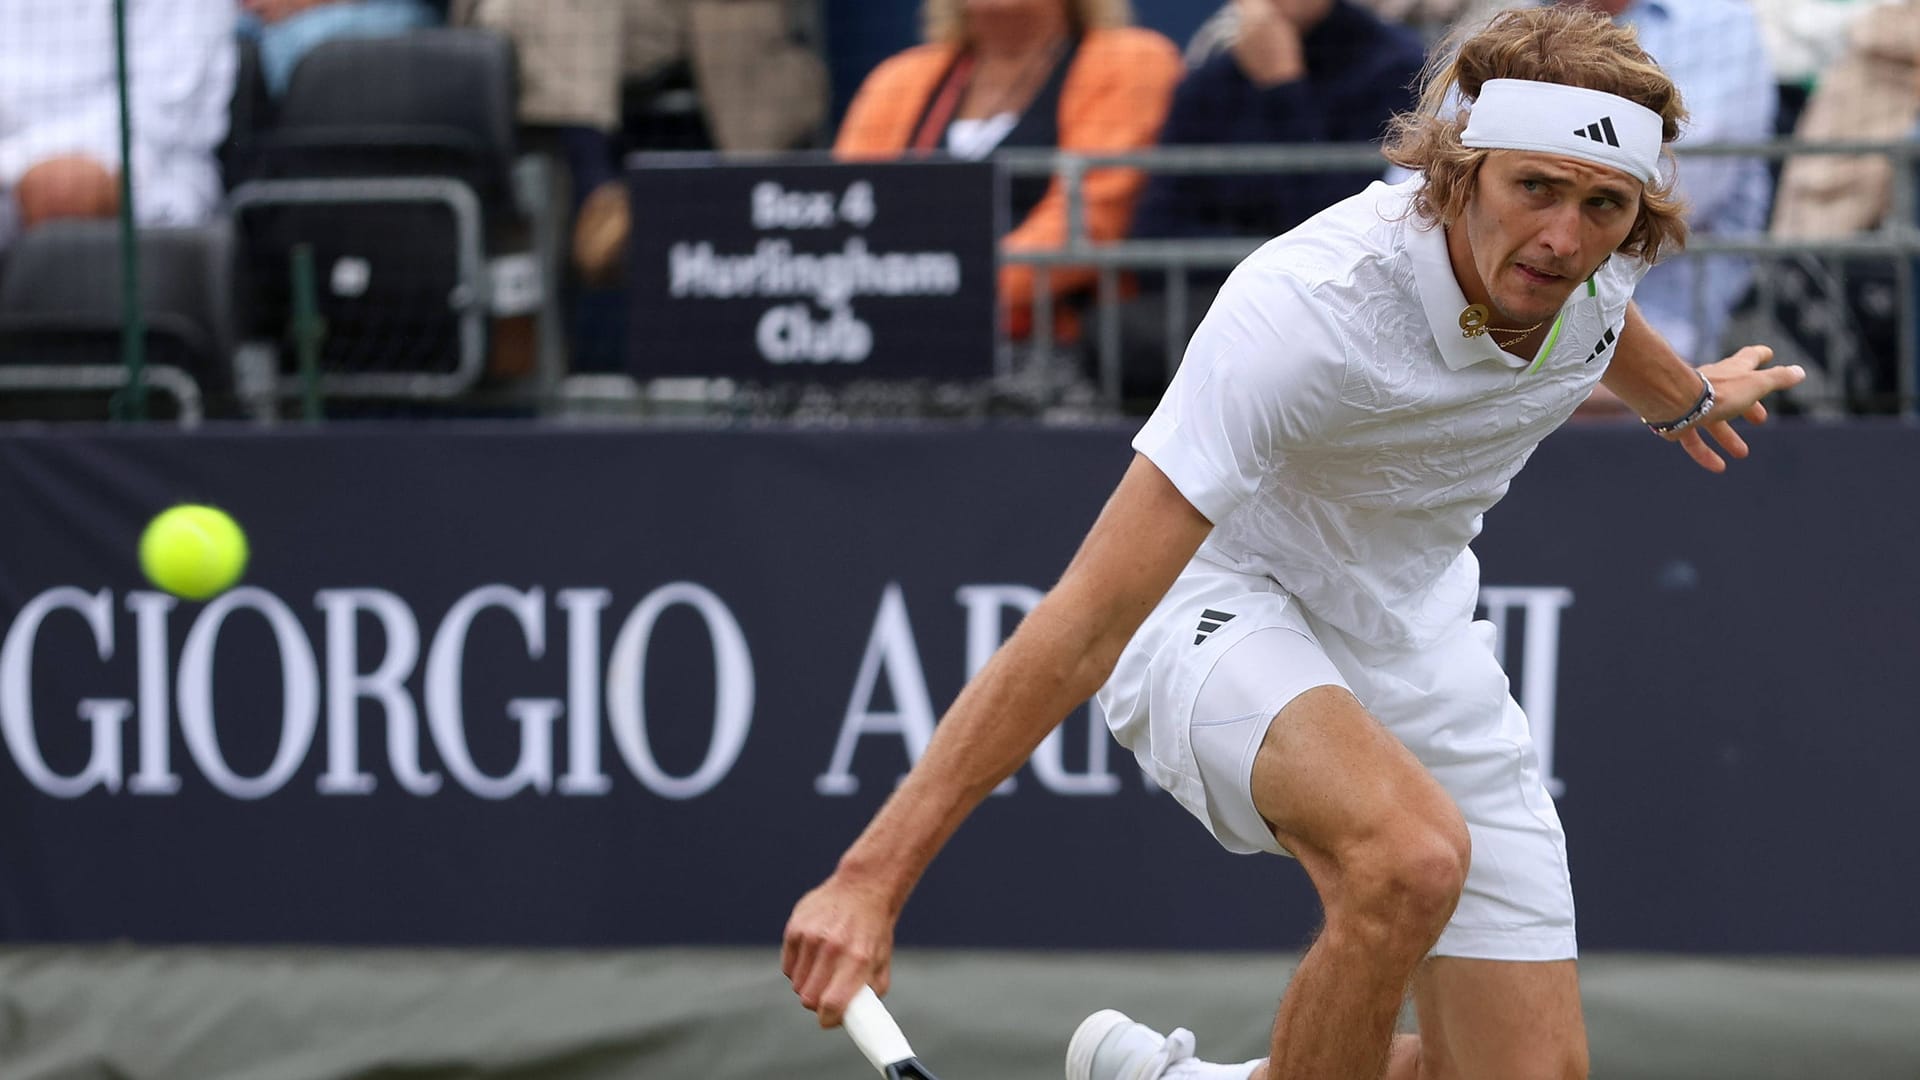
[0,0,235,253]
[1121,0,1425,395]
[1772,1,1920,239]
[1566,0,1776,367]
[1766,1,1917,409]
[239,0,442,98]
[1751,0,1898,132]
[835,0,1182,343]
[1145,0,1423,240]
[1340,0,1506,41]
[452,0,830,281]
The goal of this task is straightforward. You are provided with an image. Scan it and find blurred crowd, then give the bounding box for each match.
[2,0,1917,411]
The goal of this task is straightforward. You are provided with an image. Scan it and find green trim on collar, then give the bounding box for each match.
[1523,275,1599,375]
[1526,313,1566,375]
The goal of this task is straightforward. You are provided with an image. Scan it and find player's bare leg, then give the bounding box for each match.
[1383,1034,1424,1080]
[1066,680,1464,1080]
[1271,956,1584,1080]
[1393,957,1587,1079]
[1245,684,1470,1080]
[1069,683,1468,1080]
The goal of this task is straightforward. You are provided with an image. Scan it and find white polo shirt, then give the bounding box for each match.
[1133,178,1647,651]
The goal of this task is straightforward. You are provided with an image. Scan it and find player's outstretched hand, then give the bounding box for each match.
[1667,345,1805,473]
[783,874,897,1029]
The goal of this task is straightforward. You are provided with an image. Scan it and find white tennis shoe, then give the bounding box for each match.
[1065,1009,1199,1080]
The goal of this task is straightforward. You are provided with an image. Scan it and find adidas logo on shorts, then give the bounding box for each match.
[1193,608,1237,645]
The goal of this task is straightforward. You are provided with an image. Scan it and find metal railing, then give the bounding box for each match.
[0,363,203,426]
[14,139,1917,425]
[999,140,1920,419]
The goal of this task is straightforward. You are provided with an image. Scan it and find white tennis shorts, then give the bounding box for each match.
[1099,565,1576,962]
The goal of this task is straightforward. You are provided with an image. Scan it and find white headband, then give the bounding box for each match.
[1460,79,1664,184]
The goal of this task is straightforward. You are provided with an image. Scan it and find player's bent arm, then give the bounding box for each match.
[1599,301,1709,420]
[1602,301,1805,473]
[837,453,1212,892]
[783,453,1214,1022]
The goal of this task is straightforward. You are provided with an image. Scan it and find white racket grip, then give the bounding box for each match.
[844,985,915,1073]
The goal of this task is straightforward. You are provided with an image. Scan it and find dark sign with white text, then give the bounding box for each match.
[625,159,998,380]
[1,426,1917,954]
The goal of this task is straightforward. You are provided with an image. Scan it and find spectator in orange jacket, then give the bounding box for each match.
[835,0,1182,341]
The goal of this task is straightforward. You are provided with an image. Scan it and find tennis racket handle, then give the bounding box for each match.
[844,985,915,1074]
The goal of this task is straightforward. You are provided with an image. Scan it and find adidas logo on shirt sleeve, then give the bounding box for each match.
[1583,325,1618,364]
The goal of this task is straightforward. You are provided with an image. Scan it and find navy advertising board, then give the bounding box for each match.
[0,427,1917,953]
[626,159,998,380]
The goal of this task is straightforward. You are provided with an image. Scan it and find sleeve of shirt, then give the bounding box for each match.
[1132,264,1346,523]
[122,0,236,224]
[832,48,941,160]
[0,99,121,186]
[1603,249,1654,309]
[0,4,122,188]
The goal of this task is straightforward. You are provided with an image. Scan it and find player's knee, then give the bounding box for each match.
[1332,822,1469,945]
[1386,827,1469,927]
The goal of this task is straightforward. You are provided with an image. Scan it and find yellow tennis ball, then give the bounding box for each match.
[139,504,249,600]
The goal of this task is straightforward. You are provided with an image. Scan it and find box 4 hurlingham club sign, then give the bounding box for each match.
[626,158,999,381]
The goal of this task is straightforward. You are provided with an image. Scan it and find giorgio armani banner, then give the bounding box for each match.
[0,425,1915,954]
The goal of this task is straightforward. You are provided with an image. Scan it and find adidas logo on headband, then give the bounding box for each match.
[1573,116,1621,148]
[1461,80,1662,183]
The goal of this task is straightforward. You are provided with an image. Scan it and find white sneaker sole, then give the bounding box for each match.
[1065,1008,1136,1080]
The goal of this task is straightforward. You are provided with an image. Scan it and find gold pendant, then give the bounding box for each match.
[1459,304,1490,338]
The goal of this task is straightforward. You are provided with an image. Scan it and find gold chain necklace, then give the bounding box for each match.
[1459,303,1543,344]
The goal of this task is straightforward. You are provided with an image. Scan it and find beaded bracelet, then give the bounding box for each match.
[1644,372,1715,436]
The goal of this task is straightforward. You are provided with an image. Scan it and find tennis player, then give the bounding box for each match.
[784,8,1804,1078]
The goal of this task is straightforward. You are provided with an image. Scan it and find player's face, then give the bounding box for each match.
[1453,150,1641,326]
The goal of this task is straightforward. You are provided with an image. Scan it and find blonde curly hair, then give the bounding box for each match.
[920,0,1134,44]
[1383,6,1691,263]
